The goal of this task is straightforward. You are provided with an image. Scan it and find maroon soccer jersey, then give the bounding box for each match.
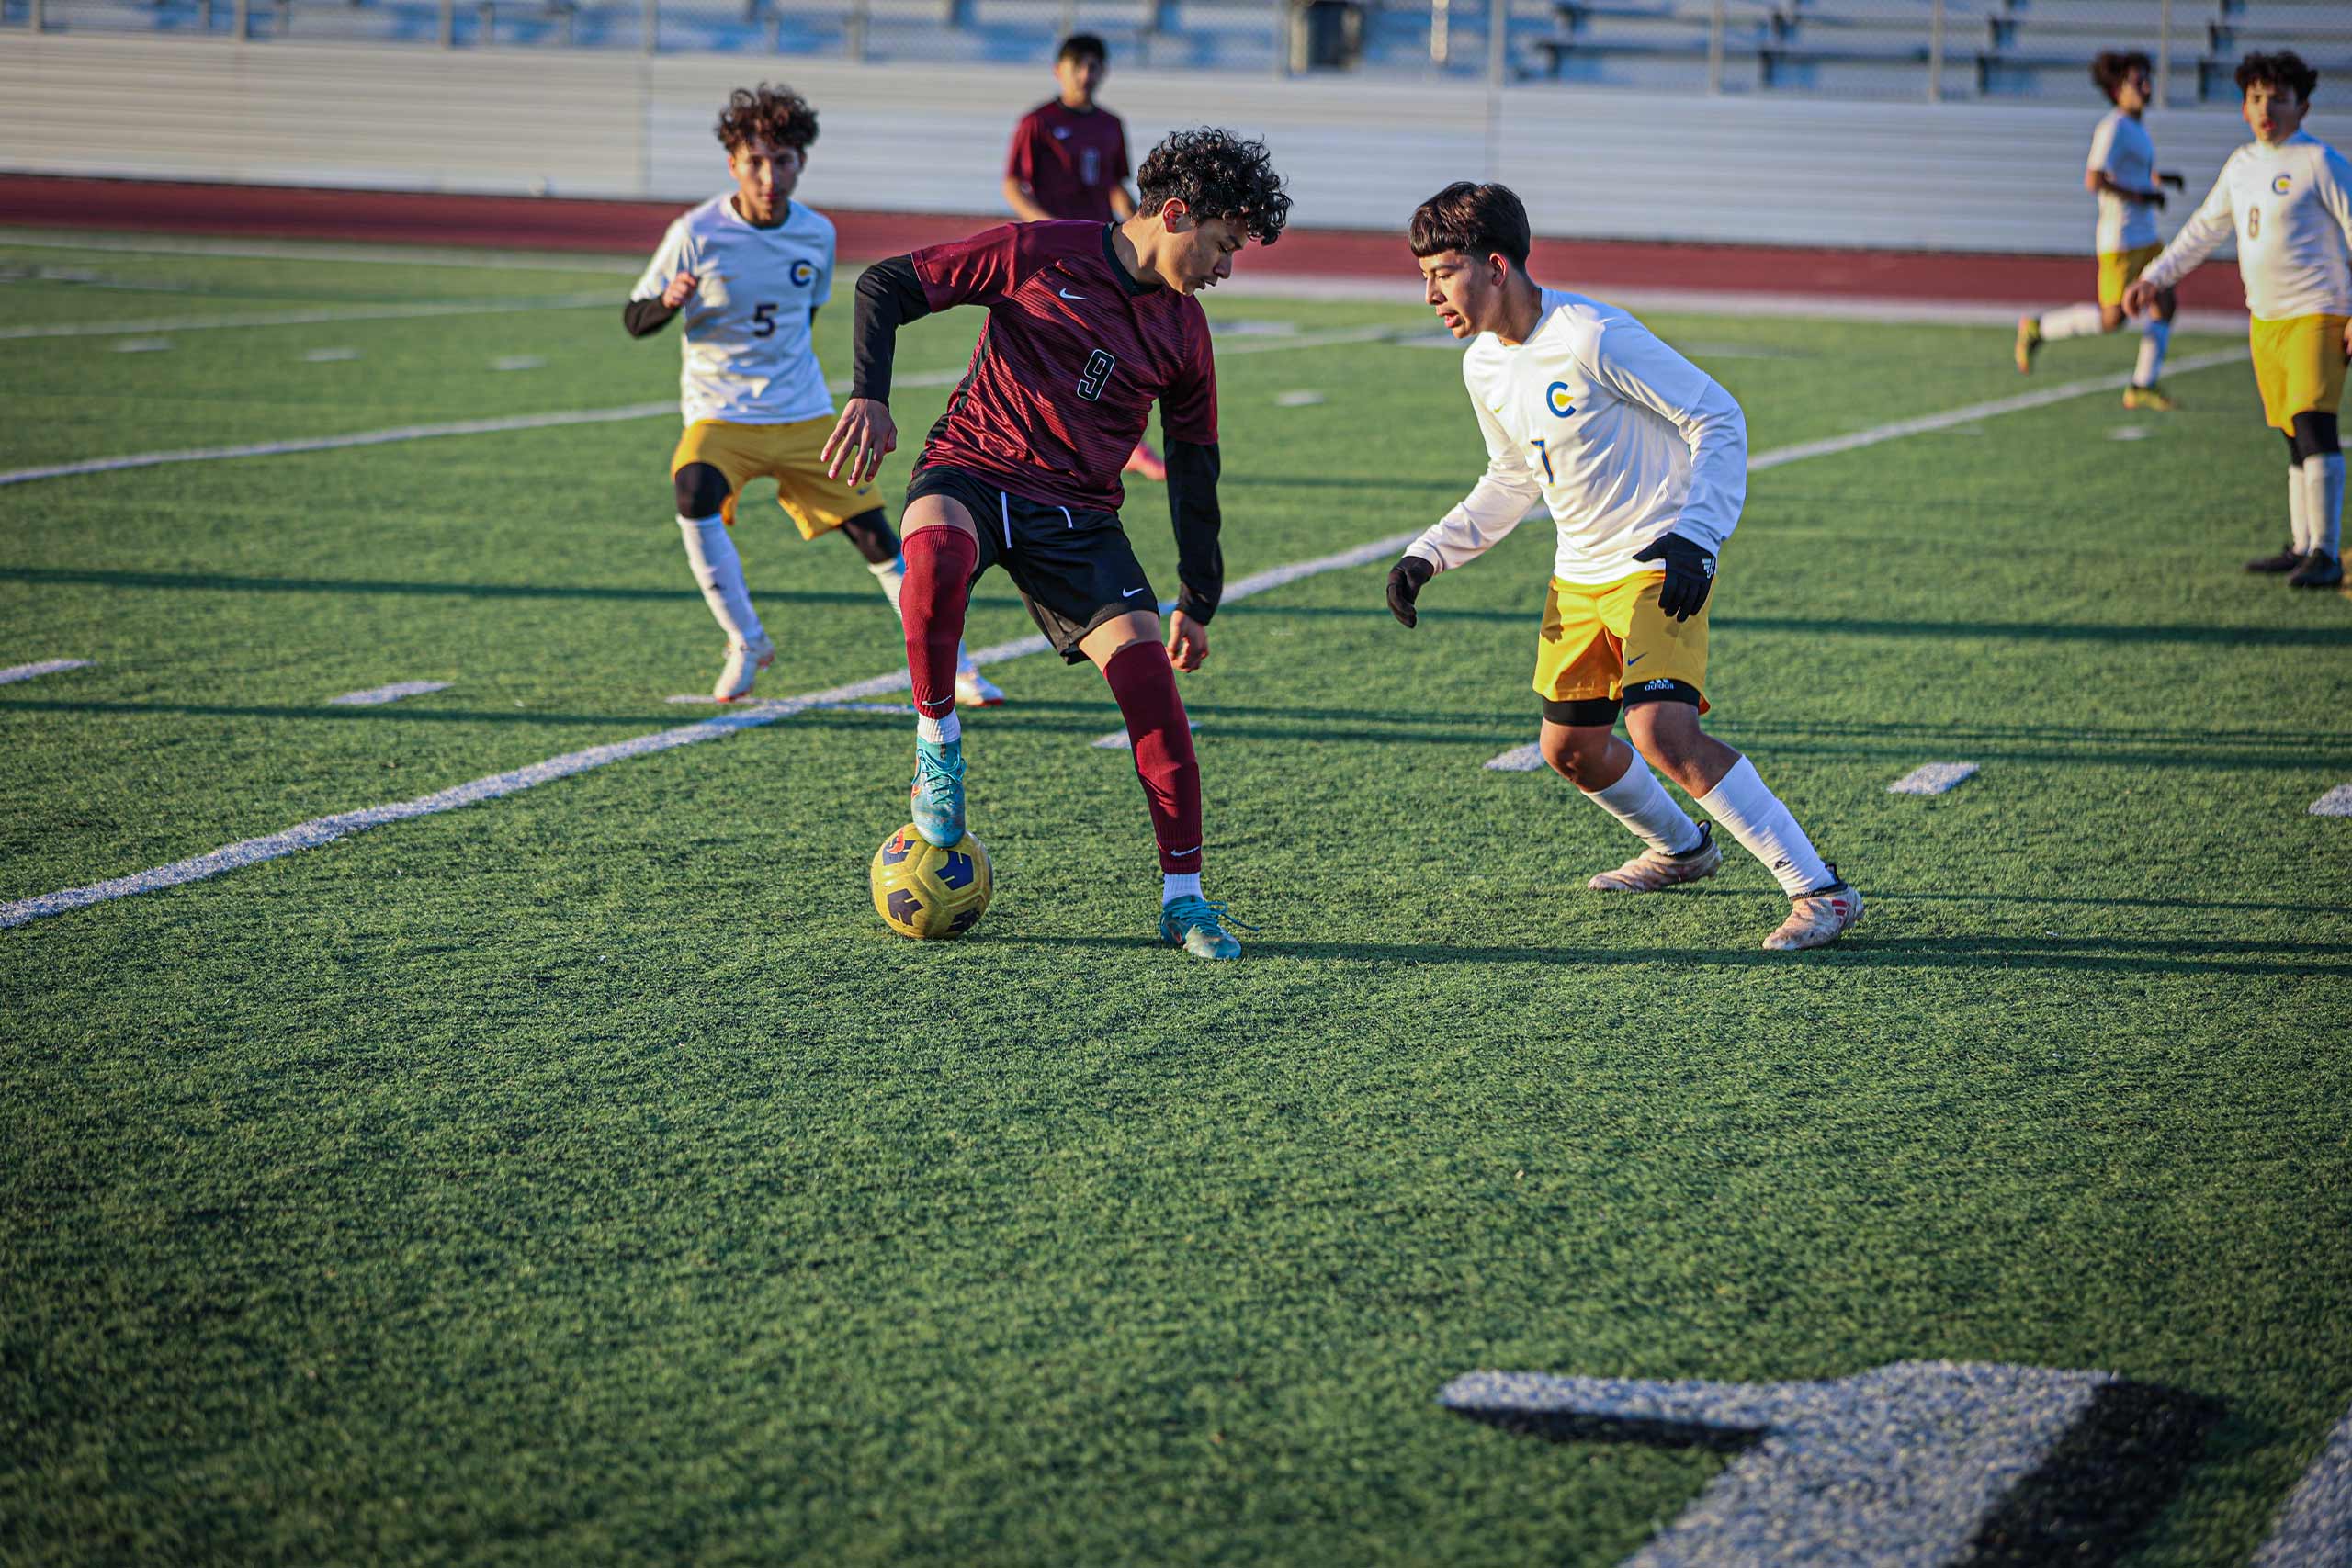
[1005,101,1131,223]
[911,220,1216,513]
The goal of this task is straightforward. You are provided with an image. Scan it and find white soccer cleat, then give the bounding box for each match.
[1763,874,1864,952]
[955,666,1005,708]
[713,635,775,703]
[1589,822,1722,892]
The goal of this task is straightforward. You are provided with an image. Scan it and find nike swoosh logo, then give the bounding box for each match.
[1625,653,1646,667]
[1121,586,1147,598]
[1058,288,1088,300]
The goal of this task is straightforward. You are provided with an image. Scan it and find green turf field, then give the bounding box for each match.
[3,230,2347,1566]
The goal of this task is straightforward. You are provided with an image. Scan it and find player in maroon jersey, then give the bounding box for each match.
[1002,33,1170,486]
[822,128,1290,960]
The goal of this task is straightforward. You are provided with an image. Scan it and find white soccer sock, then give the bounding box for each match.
[2038,302,2107,343]
[2290,462,2312,554]
[1162,872,1203,906]
[2132,319,2171,388]
[874,554,978,672]
[676,513,764,647]
[916,712,961,747]
[1696,756,1832,898]
[2303,452,2346,557]
[1580,754,1703,856]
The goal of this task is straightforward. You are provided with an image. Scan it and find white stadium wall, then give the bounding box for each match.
[0,33,2262,253]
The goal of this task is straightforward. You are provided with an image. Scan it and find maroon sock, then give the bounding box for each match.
[902,526,978,721]
[1102,639,1202,874]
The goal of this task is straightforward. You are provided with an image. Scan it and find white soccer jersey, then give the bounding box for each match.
[631,195,837,426]
[2088,109,2161,253]
[1406,288,1747,585]
[2142,130,2352,320]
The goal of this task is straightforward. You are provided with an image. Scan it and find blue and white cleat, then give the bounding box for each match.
[1158,896,1251,961]
[910,737,967,848]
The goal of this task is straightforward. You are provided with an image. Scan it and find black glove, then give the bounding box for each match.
[1385,555,1435,628]
[1633,532,1715,621]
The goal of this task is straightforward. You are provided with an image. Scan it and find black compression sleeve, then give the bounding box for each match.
[1165,438,1224,624]
[623,297,678,338]
[851,255,932,404]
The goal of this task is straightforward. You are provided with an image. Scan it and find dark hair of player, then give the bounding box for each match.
[1057,31,1107,65]
[2089,50,2153,101]
[1136,129,1293,246]
[1408,181,1532,270]
[2236,50,2320,104]
[713,84,820,154]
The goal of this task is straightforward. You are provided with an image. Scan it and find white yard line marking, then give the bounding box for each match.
[0,291,614,343]
[665,695,913,712]
[0,327,1397,490]
[0,659,94,685]
[4,348,2252,928]
[2311,783,2352,817]
[1092,720,1198,750]
[491,355,547,372]
[327,680,452,706]
[304,347,360,363]
[2253,1400,2352,1566]
[110,337,172,353]
[0,229,642,274]
[1483,742,1546,772]
[1889,761,1980,795]
[1273,389,1327,407]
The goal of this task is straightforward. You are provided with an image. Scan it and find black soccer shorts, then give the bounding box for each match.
[905,463,1159,663]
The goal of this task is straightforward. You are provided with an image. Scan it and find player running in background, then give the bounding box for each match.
[627,85,1001,704]
[2128,51,2351,588]
[825,130,1289,961]
[1001,33,1168,486]
[1387,182,1861,953]
[2015,51,2186,409]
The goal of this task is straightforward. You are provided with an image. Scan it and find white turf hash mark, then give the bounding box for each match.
[1484,742,1546,773]
[0,659,95,685]
[326,681,452,707]
[2,352,2247,927]
[111,338,172,354]
[1889,761,1980,795]
[2310,783,2352,817]
[1092,720,1198,750]
[1273,389,1327,407]
[2109,424,2150,442]
[491,355,547,373]
[305,347,360,363]
[2252,1398,2352,1566]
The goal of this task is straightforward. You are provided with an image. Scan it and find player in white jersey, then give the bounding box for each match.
[627,85,1002,702]
[2128,51,2352,588]
[1385,183,1860,952]
[2016,51,2187,409]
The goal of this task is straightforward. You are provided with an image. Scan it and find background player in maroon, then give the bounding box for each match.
[825,129,1291,960]
[1001,33,1168,486]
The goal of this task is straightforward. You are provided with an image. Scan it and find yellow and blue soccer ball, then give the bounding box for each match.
[871,825,992,940]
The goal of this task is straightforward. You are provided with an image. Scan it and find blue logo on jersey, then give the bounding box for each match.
[789,258,817,287]
[1547,381,1576,418]
[2273,174,2294,196]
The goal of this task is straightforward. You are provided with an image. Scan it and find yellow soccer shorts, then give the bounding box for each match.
[1533,568,1711,716]
[2097,243,2163,309]
[671,416,879,538]
[2249,314,2352,432]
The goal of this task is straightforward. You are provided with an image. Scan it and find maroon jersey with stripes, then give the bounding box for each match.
[911,220,1216,513]
[1005,101,1131,223]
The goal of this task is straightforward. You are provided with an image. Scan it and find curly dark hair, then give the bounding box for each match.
[2089,50,2153,102]
[713,84,819,155]
[1136,129,1292,246]
[2237,50,2319,103]
[1408,181,1532,269]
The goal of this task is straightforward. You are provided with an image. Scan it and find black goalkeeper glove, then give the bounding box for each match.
[1385,555,1435,628]
[1632,532,1715,621]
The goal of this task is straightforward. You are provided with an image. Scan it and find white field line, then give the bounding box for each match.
[0,324,1394,491]
[2253,1400,2352,1566]
[0,659,94,685]
[0,343,2245,929]
[665,695,912,711]
[0,291,613,343]
[1888,761,1980,795]
[1483,742,1546,772]
[110,338,173,353]
[0,229,643,274]
[1092,720,1198,750]
[327,681,451,706]
[2312,783,2352,817]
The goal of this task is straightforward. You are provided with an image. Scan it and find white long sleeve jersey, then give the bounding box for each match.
[1406,288,1747,585]
[2141,131,2352,321]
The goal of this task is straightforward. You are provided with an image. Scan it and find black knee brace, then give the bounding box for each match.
[2290,412,2341,465]
[673,463,730,519]
[837,508,901,567]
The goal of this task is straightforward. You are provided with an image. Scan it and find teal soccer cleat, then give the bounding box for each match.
[910,737,967,848]
[1159,895,1251,961]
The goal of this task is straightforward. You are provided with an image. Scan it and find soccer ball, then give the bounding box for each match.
[871,824,992,940]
